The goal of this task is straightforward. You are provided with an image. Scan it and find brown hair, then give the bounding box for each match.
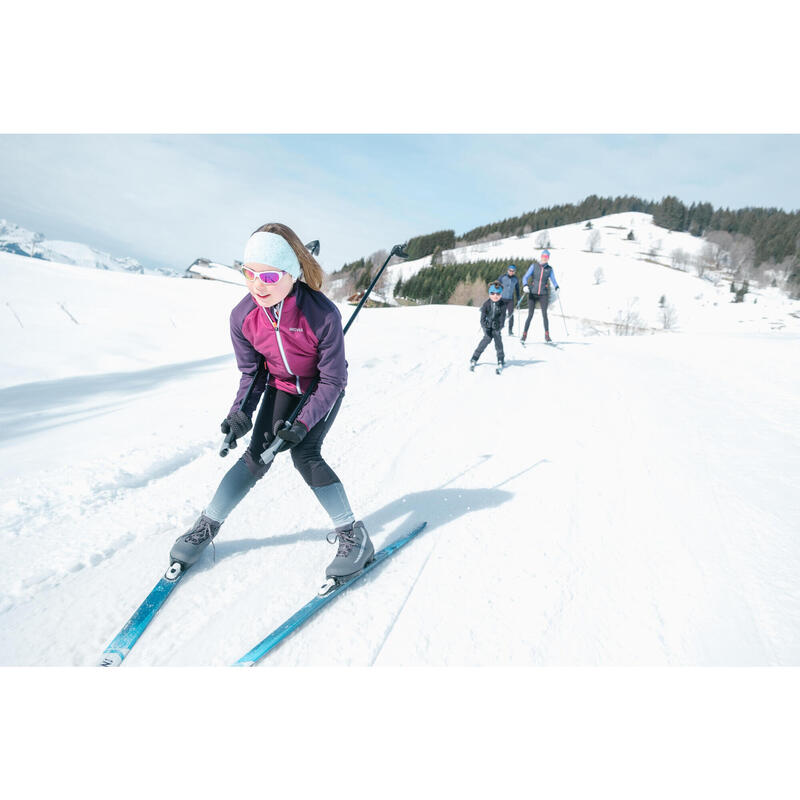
[251,222,324,291]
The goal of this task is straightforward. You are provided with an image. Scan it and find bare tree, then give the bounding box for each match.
[593,266,605,285]
[648,238,662,258]
[660,301,678,330]
[705,231,734,270]
[535,230,551,248]
[324,270,357,302]
[696,242,719,277]
[728,234,756,278]
[614,298,645,335]
[367,248,391,297]
[671,248,689,271]
[587,229,602,253]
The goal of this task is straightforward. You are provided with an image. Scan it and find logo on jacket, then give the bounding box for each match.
[289,327,304,333]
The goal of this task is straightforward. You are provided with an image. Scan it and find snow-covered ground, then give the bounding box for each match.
[1,247,799,666]
[388,212,800,335]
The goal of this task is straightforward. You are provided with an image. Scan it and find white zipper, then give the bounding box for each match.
[265,301,302,393]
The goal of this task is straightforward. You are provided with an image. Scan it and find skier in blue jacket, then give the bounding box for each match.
[496,264,521,335]
[521,249,560,343]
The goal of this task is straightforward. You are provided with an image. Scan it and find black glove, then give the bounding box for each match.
[268,419,309,453]
[220,409,252,450]
[276,420,308,448]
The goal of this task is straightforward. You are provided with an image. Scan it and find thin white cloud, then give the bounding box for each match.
[1,135,798,273]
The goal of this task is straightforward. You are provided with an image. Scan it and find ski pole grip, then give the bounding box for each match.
[219,430,235,457]
[259,436,284,468]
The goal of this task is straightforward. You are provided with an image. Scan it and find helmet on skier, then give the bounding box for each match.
[541,249,550,261]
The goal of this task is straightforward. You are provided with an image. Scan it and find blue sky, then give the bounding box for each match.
[1,134,798,272]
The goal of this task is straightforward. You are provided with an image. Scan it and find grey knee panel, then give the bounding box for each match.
[244,449,271,479]
[292,451,339,487]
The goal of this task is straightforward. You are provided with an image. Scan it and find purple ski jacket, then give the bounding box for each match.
[228,282,347,432]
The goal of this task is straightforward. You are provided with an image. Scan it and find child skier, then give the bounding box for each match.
[521,248,560,343]
[169,223,373,584]
[470,281,506,374]
[497,264,520,335]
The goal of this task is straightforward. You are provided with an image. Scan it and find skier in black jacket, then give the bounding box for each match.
[470,281,505,372]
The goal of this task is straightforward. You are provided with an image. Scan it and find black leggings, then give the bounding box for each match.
[245,386,343,485]
[501,298,517,333]
[523,294,549,335]
[472,329,504,363]
[205,386,348,524]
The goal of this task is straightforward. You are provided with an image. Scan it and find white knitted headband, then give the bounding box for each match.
[243,231,302,279]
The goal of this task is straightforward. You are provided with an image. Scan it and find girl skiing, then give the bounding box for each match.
[170,223,373,582]
[521,248,560,343]
[470,281,506,373]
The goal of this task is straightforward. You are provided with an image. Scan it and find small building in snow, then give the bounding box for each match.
[184,258,245,286]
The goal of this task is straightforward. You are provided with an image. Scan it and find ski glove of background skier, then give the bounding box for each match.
[220,409,252,450]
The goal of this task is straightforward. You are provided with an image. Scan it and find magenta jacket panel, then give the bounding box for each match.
[228,282,347,432]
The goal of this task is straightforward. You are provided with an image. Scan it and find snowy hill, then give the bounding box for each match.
[387,212,800,335]
[1,248,799,666]
[0,218,172,276]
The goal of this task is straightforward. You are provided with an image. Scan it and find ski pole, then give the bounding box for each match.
[260,241,409,468]
[220,360,266,456]
[515,293,524,333]
[556,291,569,337]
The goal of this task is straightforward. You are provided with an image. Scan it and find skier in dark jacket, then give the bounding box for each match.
[497,264,520,335]
[521,248,560,343]
[169,222,373,583]
[470,281,505,371]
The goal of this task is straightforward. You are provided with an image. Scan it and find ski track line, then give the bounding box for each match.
[690,374,779,664]
[369,536,439,666]
[0,443,220,610]
[2,440,215,534]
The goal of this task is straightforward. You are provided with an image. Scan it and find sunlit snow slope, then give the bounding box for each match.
[1,248,798,666]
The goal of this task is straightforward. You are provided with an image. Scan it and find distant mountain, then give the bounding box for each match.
[0,219,175,276]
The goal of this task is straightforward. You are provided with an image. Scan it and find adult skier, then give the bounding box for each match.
[470,281,506,373]
[169,223,373,582]
[521,248,560,343]
[497,263,521,335]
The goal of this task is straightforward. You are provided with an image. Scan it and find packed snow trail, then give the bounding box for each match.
[1,257,798,665]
